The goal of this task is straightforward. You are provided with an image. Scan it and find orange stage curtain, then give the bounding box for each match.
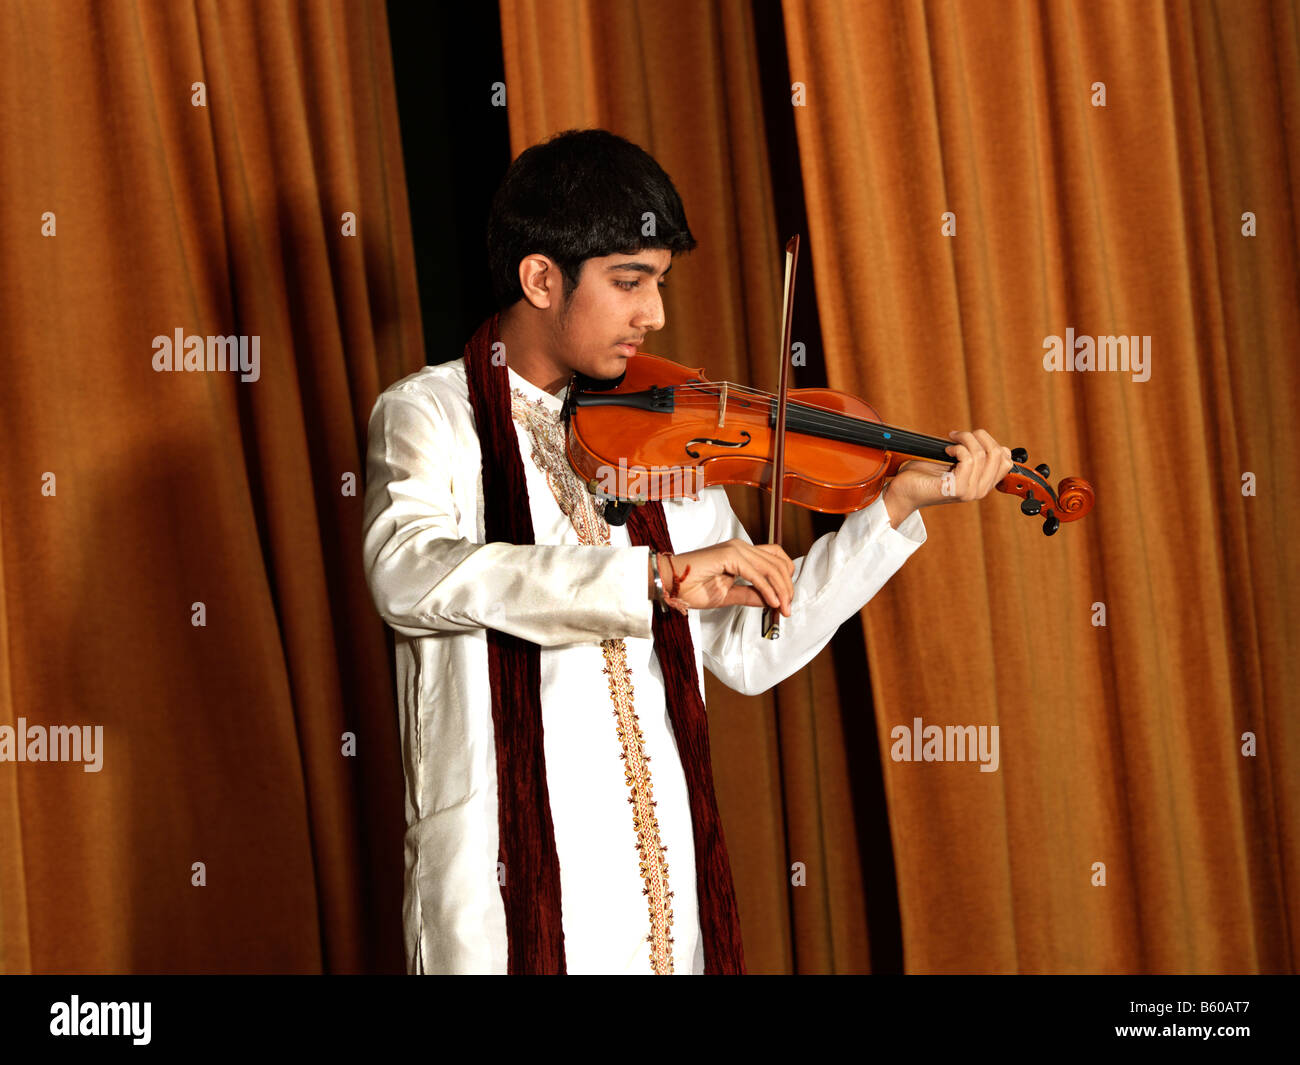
[0,0,418,973]
[502,0,1299,972]
[782,0,1298,972]
[4,0,1292,978]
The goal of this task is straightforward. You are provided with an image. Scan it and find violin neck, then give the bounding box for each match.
[782,401,955,465]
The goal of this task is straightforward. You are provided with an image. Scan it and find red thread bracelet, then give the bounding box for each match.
[661,553,691,615]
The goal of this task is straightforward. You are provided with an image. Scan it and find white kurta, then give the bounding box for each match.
[361,357,926,975]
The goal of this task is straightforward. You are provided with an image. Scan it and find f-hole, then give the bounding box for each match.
[685,431,752,458]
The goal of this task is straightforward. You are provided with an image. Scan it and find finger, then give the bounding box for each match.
[725,551,780,612]
[971,428,999,460]
[948,431,985,500]
[991,443,1014,493]
[971,430,1004,496]
[944,440,972,465]
[981,436,1014,493]
[754,554,790,615]
[753,542,797,578]
[730,543,788,615]
[990,445,1014,494]
[742,542,793,614]
[721,585,766,609]
[973,430,1008,492]
[944,442,974,496]
[951,430,985,471]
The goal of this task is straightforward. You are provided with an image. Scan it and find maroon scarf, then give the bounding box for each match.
[463,312,745,974]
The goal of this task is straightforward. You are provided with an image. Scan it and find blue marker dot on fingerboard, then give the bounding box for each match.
[882,431,891,439]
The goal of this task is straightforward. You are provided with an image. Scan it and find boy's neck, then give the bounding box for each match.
[497,303,569,395]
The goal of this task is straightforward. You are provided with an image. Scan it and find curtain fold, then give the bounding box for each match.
[783,0,1298,972]
[0,0,417,973]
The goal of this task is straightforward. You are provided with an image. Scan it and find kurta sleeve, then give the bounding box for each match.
[362,387,653,645]
[694,487,926,696]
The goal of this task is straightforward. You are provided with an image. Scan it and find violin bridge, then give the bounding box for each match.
[718,382,727,428]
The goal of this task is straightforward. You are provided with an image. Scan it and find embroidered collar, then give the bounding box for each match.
[507,365,568,415]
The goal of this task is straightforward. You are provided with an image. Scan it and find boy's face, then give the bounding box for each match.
[551,248,671,380]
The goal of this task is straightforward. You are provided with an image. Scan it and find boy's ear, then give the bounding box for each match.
[518,253,562,308]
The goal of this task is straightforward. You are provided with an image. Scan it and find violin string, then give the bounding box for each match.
[666,398,951,456]
[579,375,957,456]
[674,384,954,454]
[660,383,956,457]
[670,379,918,426]
[667,380,909,425]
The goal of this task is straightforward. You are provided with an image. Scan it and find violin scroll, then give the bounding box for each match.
[997,446,1095,535]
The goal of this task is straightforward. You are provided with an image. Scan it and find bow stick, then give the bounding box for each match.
[762,235,800,640]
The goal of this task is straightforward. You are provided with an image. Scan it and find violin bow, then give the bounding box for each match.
[762,235,800,640]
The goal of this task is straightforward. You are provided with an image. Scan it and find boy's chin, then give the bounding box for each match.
[592,354,631,380]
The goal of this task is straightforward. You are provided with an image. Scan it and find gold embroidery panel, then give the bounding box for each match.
[511,389,675,974]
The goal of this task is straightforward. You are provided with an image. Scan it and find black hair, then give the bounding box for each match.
[487,128,697,310]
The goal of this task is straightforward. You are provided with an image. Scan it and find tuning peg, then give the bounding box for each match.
[1010,447,1029,464]
[1035,463,1051,480]
[1042,514,1060,536]
[1020,491,1041,516]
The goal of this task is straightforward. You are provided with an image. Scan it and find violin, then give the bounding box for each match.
[562,236,1094,637]
[566,351,1094,525]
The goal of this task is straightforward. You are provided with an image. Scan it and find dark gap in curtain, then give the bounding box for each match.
[387,0,512,364]
[751,0,904,974]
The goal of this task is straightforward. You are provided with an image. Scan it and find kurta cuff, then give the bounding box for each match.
[620,544,654,639]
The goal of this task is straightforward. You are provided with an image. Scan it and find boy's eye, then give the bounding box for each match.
[614,279,669,291]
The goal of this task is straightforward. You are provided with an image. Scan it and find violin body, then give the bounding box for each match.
[568,352,890,513]
[566,352,1095,533]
